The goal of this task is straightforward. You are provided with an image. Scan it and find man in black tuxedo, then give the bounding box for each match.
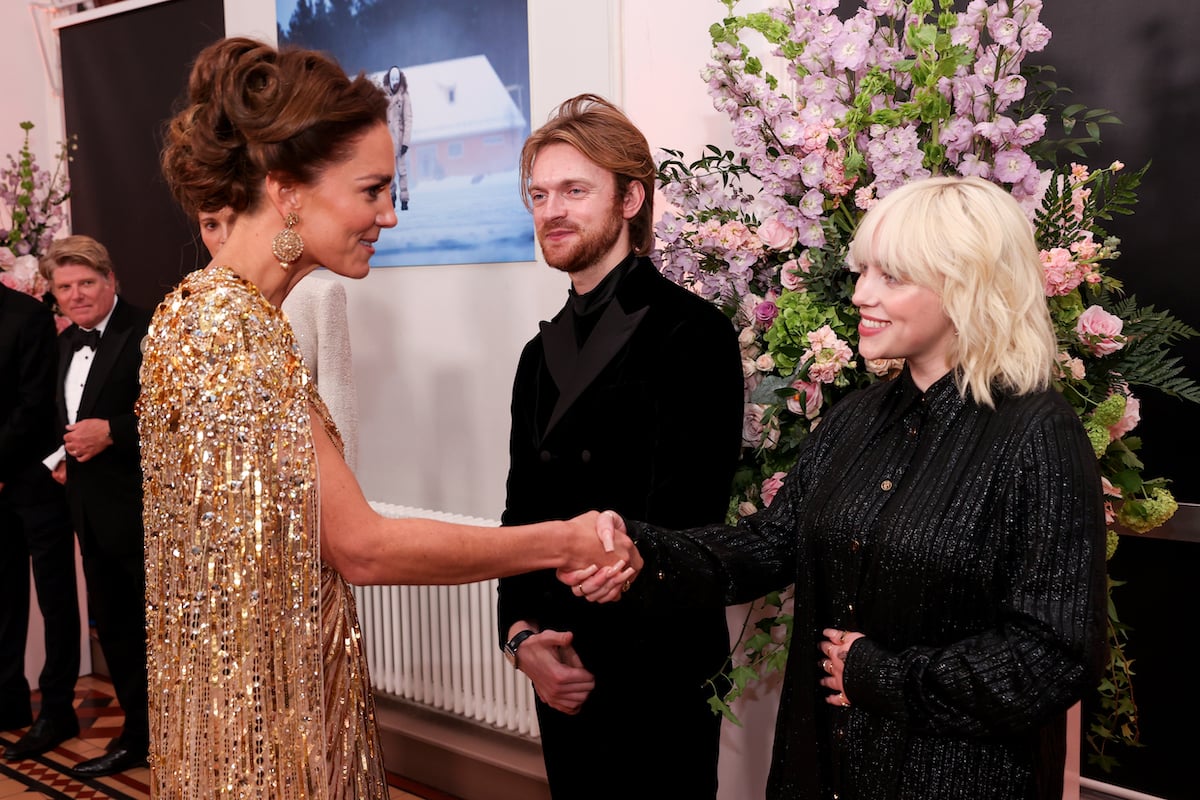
[40,236,151,778]
[497,95,743,799]
[0,284,81,760]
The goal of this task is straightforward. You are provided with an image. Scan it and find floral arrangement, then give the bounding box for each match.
[654,0,1199,770]
[1,120,73,319]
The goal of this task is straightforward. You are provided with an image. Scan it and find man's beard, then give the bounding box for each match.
[537,196,625,275]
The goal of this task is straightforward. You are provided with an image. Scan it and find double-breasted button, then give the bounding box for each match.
[539,450,552,463]
[580,450,591,463]
[880,479,893,491]
[850,539,861,553]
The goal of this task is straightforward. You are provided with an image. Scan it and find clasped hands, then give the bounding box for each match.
[63,418,113,463]
[558,509,640,603]
[819,627,864,707]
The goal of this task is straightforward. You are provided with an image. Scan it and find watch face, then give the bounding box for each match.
[504,647,518,667]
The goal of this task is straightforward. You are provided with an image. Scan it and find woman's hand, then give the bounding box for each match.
[557,510,640,603]
[819,627,865,707]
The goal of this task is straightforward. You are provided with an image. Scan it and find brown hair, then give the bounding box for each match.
[520,94,656,255]
[161,37,387,217]
[39,234,115,282]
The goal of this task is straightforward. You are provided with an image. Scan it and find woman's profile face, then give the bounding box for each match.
[851,261,956,388]
[198,207,236,257]
[297,122,397,279]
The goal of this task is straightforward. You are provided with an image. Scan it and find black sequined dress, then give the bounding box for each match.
[629,367,1106,800]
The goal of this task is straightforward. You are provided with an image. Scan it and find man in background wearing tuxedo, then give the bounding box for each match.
[0,283,81,761]
[40,235,151,778]
[497,95,743,798]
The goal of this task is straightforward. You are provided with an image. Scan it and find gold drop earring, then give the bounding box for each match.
[271,212,304,270]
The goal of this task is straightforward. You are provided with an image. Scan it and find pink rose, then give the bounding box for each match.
[754,299,779,326]
[742,404,766,447]
[780,259,806,291]
[0,246,16,269]
[757,217,798,251]
[1076,305,1125,356]
[1055,352,1086,380]
[1108,394,1140,439]
[761,471,787,507]
[787,379,823,419]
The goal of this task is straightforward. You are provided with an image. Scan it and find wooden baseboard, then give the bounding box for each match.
[374,694,550,800]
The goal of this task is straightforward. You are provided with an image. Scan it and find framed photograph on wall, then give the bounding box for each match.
[277,0,533,267]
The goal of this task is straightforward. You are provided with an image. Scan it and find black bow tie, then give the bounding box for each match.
[69,327,101,352]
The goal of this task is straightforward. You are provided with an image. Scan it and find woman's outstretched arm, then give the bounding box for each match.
[312,409,637,587]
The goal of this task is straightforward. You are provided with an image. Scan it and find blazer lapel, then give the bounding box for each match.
[540,315,576,396]
[543,299,647,439]
[76,304,132,419]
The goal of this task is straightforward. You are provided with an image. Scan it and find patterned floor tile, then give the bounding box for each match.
[1,675,436,799]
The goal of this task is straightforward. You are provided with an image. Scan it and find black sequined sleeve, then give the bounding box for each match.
[625,389,856,607]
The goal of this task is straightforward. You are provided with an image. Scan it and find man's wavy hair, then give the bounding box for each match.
[520,94,656,255]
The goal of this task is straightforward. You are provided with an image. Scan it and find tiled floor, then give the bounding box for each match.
[0,675,443,799]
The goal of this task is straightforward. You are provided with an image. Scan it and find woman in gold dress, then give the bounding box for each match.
[139,37,633,799]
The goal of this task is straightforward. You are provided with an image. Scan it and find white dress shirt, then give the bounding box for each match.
[43,299,118,470]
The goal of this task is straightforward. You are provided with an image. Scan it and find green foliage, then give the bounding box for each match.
[1086,576,1144,772]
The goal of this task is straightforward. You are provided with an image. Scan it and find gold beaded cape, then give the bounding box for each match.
[137,265,388,799]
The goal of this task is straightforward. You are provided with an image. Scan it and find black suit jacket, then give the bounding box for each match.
[498,257,743,692]
[56,297,152,556]
[0,285,60,501]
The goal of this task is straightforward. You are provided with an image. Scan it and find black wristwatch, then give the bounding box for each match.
[503,629,536,668]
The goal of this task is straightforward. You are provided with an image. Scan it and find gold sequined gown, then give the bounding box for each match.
[137,264,388,799]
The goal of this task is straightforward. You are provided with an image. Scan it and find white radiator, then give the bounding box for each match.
[356,503,540,739]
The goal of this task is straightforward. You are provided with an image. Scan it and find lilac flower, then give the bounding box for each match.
[773,154,803,179]
[832,31,871,71]
[796,218,826,248]
[988,12,1021,46]
[975,117,1017,147]
[993,148,1035,185]
[994,74,1027,107]
[799,189,826,218]
[1022,21,1052,52]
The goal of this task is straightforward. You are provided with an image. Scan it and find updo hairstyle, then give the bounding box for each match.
[161,37,387,218]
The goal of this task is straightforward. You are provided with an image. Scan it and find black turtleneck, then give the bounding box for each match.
[567,252,637,347]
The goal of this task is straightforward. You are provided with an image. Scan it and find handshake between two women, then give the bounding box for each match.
[558,510,638,603]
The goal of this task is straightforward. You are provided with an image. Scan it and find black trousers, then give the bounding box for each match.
[535,674,722,800]
[77,525,148,749]
[0,474,80,724]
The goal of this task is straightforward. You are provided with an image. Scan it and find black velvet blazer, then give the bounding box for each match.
[497,256,744,692]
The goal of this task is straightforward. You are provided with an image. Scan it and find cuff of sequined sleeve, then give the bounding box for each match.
[843,636,907,716]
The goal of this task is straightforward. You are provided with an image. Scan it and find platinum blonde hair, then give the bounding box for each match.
[846,176,1055,407]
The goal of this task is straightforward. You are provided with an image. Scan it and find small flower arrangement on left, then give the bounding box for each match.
[1,120,74,321]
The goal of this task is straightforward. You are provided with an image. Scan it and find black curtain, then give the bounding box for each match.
[60,0,225,312]
[1032,0,1200,511]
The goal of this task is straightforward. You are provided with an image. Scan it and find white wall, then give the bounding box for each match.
[2,5,68,208]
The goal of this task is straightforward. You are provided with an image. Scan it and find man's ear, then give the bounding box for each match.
[621,179,645,222]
